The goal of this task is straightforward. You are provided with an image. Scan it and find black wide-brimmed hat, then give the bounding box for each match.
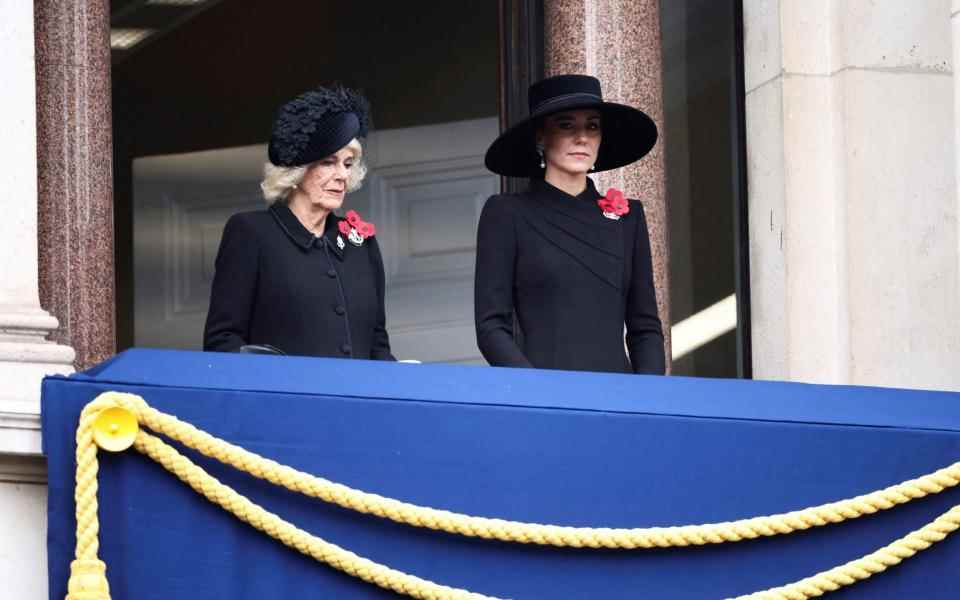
[484,74,657,177]
[267,85,371,167]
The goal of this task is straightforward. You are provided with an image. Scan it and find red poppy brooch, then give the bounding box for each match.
[597,188,630,220]
[337,210,376,248]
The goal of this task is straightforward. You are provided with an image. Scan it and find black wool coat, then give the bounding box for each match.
[203,204,395,360]
[474,179,665,374]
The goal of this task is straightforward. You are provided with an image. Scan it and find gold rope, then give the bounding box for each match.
[66,393,112,600]
[135,429,497,599]
[730,504,960,599]
[68,391,960,600]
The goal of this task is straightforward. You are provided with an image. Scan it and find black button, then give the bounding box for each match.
[334,305,346,315]
[340,344,352,355]
[326,268,337,278]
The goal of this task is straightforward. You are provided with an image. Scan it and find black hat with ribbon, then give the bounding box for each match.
[267,85,371,167]
[484,74,657,177]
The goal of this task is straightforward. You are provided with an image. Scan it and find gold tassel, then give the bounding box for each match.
[65,559,110,600]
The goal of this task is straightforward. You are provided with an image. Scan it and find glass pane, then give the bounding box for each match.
[661,0,746,377]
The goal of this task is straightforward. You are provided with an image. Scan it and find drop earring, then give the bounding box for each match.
[536,144,545,169]
[589,165,596,172]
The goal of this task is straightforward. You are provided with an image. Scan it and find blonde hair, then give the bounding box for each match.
[260,138,368,205]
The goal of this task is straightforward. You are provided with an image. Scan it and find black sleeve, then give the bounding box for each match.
[367,237,396,361]
[203,214,259,352]
[474,195,533,368]
[625,203,666,374]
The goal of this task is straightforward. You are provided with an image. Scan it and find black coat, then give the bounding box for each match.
[474,179,665,374]
[203,204,395,360]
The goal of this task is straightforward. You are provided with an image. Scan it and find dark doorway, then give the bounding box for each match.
[111,1,499,362]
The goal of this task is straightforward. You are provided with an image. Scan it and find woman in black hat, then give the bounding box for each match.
[475,74,664,374]
[203,85,395,360]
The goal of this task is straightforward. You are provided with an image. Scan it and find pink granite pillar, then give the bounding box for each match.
[545,0,671,370]
[34,0,116,370]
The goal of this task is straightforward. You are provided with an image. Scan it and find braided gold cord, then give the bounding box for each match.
[124,392,960,549]
[134,429,497,600]
[67,399,116,599]
[730,504,960,599]
[69,391,960,600]
[75,401,104,561]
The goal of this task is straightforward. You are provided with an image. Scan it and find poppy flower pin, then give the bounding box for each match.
[597,188,630,220]
[337,210,376,247]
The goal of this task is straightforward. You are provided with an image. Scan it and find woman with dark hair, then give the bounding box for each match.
[475,74,664,374]
[204,85,394,361]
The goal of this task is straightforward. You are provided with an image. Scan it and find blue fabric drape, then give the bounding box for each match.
[43,349,960,599]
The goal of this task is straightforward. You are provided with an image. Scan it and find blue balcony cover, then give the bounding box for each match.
[42,349,960,599]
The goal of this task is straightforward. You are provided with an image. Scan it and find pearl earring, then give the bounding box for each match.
[589,165,596,172]
[536,144,545,169]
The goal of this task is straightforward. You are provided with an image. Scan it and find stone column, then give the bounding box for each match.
[544,0,672,369]
[953,2,960,297]
[0,0,75,451]
[0,1,75,597]
[744,0,959,390]
[34,0,116,371]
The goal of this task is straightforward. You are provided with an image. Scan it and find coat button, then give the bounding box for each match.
[327,268,337,278]
[340,344,352,355]
[334,305,346,315]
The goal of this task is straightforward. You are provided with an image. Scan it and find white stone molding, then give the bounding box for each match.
[0,0,76,455]
[744,0,960,390]
[1,2,64,596]
[953,1,960,306]
[0,453,46,485]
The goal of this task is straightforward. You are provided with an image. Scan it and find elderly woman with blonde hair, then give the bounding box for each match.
[204,85,395,360]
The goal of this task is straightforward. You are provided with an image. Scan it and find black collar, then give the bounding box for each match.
[269,203,345,260]
[531,177,602,200]
[529,178,603,223]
